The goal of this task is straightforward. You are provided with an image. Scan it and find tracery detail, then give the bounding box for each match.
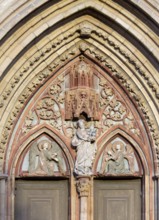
[99,79,140,136]
[22,75,64,134]
[21,58,141,143]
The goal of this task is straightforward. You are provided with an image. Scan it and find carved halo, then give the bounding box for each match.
[38,140,52,151]
[112,141,125,153]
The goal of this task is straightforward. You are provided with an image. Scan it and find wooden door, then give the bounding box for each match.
[15,180,68,220]
[94,179,141,220]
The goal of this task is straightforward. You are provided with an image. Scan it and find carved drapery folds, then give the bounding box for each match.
[21,138,68,176]
[97,139,140,176]
[72,119,97,176]
[12,56,143,220]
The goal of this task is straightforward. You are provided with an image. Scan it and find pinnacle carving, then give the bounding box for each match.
[65,59,99,120]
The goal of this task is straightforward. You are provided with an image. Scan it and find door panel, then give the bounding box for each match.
[94,179,141,220]
[15,180,68,220]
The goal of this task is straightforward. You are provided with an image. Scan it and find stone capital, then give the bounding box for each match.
[76,176,91,197]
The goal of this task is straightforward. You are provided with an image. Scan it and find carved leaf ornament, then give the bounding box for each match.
[22,59,139,137]
[20,58,141,176]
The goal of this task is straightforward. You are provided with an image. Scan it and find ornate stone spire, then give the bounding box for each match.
[65,57,99,120]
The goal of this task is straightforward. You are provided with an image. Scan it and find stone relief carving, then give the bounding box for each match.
[36,98,61,125]
[65,59,99,120]
[65,89,99,120]
[22,75,64,134]
[99,140,138,175]
[22,111,35,133]
[99,79,140,136]
[0,46,76,154]
[0,17,158,173]
[20,57,141,144]
[26,140,65,176]
[72,119,97,175]
[1,39,158,173]
[76,177,91,197]
[1,21,158,114]
[79,21,93,37]
[1,52,152,175]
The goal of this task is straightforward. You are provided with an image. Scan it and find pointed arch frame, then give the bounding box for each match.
[9,126,74,177]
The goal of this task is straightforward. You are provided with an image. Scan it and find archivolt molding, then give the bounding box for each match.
[0,18,158,111]
[0,2,158,174]
[0,21,158,129]
[0,0,158,41]
[0,0,158,76]
[87,30,159,100]
[128,0,159,24]
[0,35,159,157]
[0,0,49,39]
[100,0,159,25]
[0,0,76,40]
[0,40,159,175]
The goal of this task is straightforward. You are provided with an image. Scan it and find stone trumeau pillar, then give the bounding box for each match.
[76,176,92,220]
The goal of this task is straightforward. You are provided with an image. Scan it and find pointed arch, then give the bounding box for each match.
[0,1,158,220]
[4,51,155,177]
[9,126,74,177]
[0,11,158,175]
[95,128,150,175]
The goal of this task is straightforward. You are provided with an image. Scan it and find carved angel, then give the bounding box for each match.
[29,140,64,176]
[100,141,135,175]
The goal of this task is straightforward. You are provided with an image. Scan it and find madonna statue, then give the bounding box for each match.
[72,119,97,175]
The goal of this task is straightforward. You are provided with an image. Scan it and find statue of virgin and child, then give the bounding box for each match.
[72,119,97,175]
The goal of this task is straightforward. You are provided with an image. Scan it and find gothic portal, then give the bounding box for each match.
[0,1,159,220]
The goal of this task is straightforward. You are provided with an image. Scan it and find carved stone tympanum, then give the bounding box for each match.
[21,58,141,142]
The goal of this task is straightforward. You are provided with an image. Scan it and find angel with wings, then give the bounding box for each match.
[28,140,64,176]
